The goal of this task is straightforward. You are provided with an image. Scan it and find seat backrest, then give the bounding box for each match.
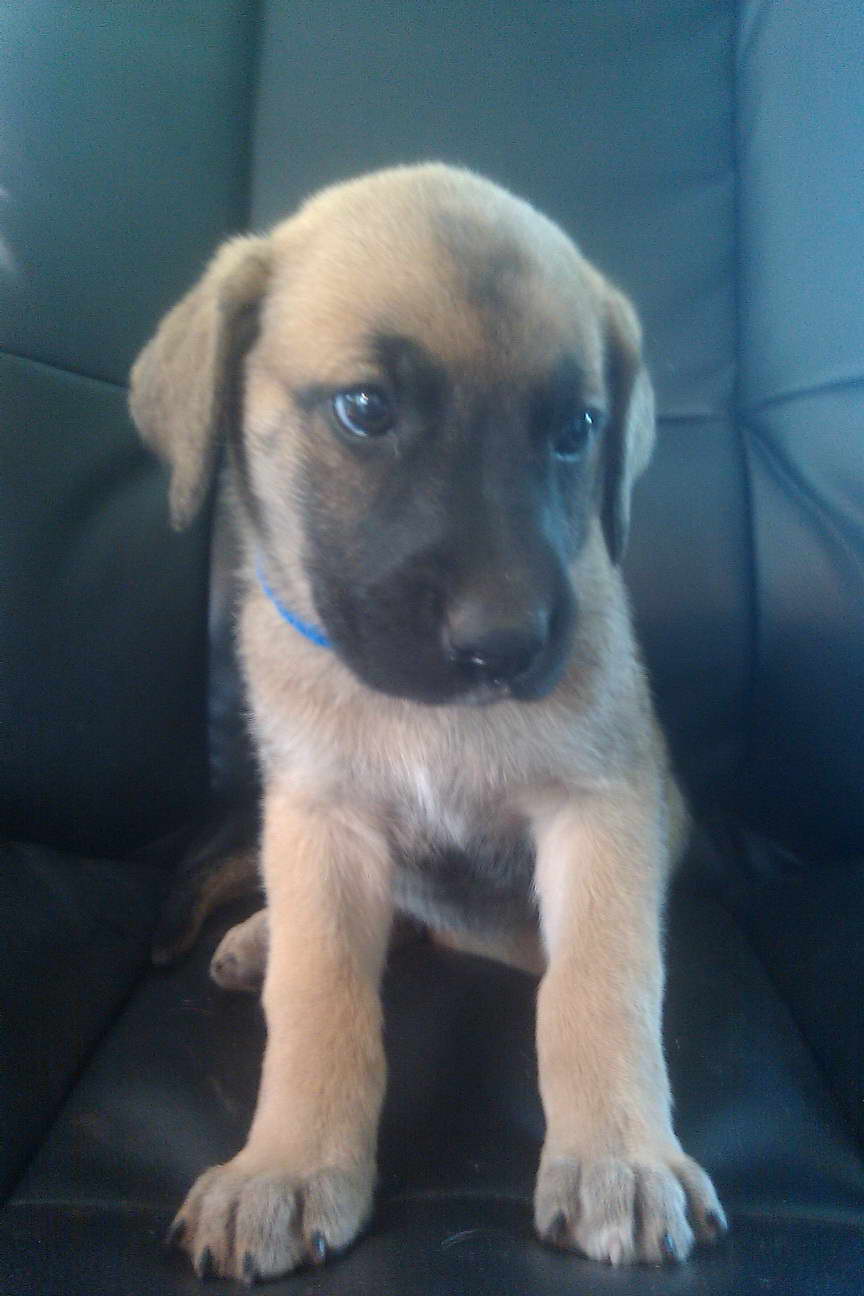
[0,2,259,856]
[2,0,862,860]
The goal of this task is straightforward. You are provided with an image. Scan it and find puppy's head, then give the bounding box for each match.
[131,164,654,705]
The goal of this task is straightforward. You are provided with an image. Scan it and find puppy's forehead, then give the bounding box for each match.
[260,167,606,388]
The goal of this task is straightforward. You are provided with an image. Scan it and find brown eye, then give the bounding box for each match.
[332,387,394,438]
[554,407,603,460]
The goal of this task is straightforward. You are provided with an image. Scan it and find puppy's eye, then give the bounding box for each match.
[553,408,603,460]
[332,387,394,438]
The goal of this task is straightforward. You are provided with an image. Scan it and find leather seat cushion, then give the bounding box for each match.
[3,844,863,1293]
[0,843,162,1198]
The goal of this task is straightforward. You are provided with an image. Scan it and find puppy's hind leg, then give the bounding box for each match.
[211,908,269,992]
[211,909,425,992]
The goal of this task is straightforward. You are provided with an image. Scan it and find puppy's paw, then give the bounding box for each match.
[168,1159,373,1281]
[535,1150,727,1266]
[210,910,268,992]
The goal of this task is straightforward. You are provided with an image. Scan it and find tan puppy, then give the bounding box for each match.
[131,164,727,1282]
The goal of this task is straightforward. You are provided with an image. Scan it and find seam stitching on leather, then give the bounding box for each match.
[732,0,764,810]
[0,346,125,391]
[746,423,864,585]
[745,373,864,417]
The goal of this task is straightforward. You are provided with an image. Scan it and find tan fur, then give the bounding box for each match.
[432,923,545,977]
[210,908,268,992]
[131,163,725,1281]
[152,845,258,967]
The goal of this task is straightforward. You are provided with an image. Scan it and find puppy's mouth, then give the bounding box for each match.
[447,670,522,708]
[449,673,545,708]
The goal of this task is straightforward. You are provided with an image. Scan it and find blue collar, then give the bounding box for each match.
[256,561,332,649]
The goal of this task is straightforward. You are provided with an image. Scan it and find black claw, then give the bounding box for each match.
[660,1233,679,1263]
[547,1212,570,1249]
[164,1217,185,1248]
[704,1209,728,1241]
[195,1246,215,1280]
[242,1251,258,1285]
[310,1232,328,1266]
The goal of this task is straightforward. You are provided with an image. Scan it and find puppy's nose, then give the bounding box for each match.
[445,604,548,684]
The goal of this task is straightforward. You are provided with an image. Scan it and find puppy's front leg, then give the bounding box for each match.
[533,789,726,1265]
[171,785,392,1282]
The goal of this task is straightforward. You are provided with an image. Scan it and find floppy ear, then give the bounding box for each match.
[600,286,656,564]
[129,235,272,528]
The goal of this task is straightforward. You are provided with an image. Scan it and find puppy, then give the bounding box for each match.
[131,163,727,1282]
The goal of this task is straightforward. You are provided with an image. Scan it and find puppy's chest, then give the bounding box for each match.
[387,764,536,931]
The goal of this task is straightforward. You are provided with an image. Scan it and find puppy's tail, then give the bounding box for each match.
[148,811,261,966]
